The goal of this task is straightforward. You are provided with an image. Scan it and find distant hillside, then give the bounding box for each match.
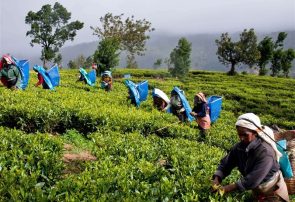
[31,30,295,73]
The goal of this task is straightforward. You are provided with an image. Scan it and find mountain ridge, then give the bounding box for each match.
[28,30,295,73]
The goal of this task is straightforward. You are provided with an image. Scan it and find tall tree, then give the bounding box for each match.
[25,2,83,67]
[54,53,62,68]
[216,33,242,75]
[239,29,260,68]
[91,13,154,68]
[274,32,288,49]
[153,58,162,69]
[168,37,192,78]
[216,29,261,75]
[269,32,293,77]
[270,49,283,77]
[93,38,121,74]
[68,60,77,69]
[84,56,93,69]
[281,49,295,77]
[257,37,274,75]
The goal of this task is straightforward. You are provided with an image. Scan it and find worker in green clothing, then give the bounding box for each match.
[0,55,21,89]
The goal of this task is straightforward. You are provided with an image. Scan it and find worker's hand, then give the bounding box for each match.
[190,111,197,116]
[212,176,220,186]
[222,184,237,194]
[211,184,225,196]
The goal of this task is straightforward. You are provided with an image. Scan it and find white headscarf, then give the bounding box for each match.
[153,88,170,104]
[235,113,282,162]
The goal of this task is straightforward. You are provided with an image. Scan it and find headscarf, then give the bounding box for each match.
[2,55,14,65]
[195,92,207,103]
[235,113,282,162]
[153,88,170,104]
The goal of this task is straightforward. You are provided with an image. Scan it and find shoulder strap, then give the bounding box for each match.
[239,118,285,151]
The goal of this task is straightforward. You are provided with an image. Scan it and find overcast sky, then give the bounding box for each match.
[0,0,294,56]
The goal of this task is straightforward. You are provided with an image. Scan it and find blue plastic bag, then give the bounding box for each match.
[125,80,148,107]
[170,87,195,122]
[33,65,54,90]
[277,139,293,178]
[47,64,60,87]
[207,96,222,123]
[79,68,96,86]
[12,57,30,90]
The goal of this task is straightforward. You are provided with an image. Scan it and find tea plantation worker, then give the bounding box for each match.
[33,67,44,87]
[190,92,211,140]
[77,68,96,86]
[170,87,194,122]
[212,113,289,202]
[101,70,113,92]
[0,54,21,89]
[77,69,87,84]
[152,88,170,111]
[125,80,149,107]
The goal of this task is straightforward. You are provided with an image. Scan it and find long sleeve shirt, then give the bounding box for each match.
[213,137,279,191]
[35,73,44,86]
[192,102,208,117]
[0,64,20,87]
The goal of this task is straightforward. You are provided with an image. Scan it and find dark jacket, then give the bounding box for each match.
[213,137,279,191]
[192,102,208,117]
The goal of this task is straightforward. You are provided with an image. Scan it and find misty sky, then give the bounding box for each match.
[0,0,294,56]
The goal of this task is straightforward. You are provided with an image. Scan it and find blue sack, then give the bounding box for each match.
[12,57,30,90]
[125,80,148,107]
[88,70,96,85]
[79,68,96,86]
[277,140,293,178]
[137,80,148,102]
[170,87,195,122]
[207,96,222,123]
[33,65,54,90]
[47,64,60,87]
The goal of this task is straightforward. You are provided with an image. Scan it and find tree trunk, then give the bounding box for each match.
[259,66,267,76]
[228,63,236,75]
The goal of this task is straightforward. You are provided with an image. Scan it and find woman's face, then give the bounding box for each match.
[153,96,166,110]
[236,126,257,145]
[194,96,201,106]
[102,75,110,82]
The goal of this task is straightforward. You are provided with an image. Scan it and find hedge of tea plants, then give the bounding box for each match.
[0,68,294,201]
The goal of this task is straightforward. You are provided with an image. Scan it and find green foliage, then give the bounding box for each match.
[216,29,260,75]
[153,58,162,69]
[257,37,274,75]
[67,54,92,69]
[25,2,83,67]
[271,49,284,76]
[0,127,63,201]
[239,29,260,68]
[126,55,138,69]
[281,49,295,77]
[216,33,241,75]
[91,12,154,68]
[93,38,120,74]
[0,69,294,201]
[54,53,63,68]
[271,48,295,77]
[68,60,77,69]
[168,37,192,78]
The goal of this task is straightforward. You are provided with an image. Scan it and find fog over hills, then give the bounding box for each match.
[28,30,295,72]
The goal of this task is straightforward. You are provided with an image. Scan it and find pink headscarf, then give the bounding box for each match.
[195,92,207,103]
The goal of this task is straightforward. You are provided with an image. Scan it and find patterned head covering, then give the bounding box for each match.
[195,92,207,104]
[2,55,14,65]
